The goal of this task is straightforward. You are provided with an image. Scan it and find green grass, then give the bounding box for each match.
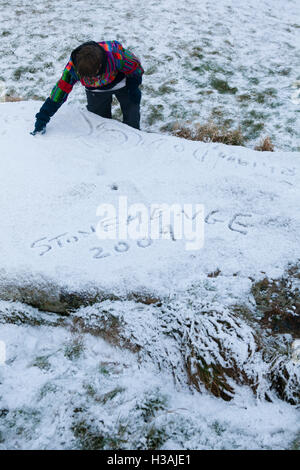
[145,425,168,449]
[31,355,52,371]
[210,78,238,94]
[146,104,164,126]
[64,336,85,360]
[137,394,168,423]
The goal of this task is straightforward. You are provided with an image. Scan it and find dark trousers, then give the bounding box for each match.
[86,86,140,130]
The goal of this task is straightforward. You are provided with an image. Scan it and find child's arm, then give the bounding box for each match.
[50,60,79,104]
[31,61,79,135]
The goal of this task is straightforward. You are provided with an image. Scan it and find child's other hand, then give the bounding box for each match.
[30,128,46,136]
[30,121,46,135]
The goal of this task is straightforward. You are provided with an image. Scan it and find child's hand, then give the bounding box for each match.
[30,120,46,135]
[30,128,46,136]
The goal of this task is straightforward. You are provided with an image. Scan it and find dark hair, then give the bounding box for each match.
[76,45,103,78]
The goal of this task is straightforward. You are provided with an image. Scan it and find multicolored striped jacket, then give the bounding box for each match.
[50,40,144,105]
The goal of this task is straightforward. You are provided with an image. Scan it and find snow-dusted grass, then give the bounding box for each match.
[0,0,299,150]
[0,260,299,449]
[0,296,299,450]
[0,1,300,448]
